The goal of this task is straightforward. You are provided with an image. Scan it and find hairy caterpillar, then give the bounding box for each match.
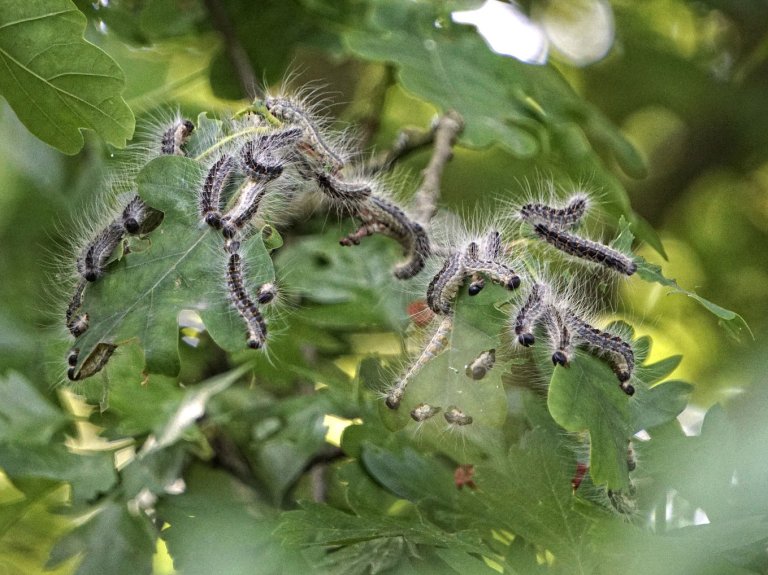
[533,223,637,276]
[544,305,572,367]
[563,309,635,394]
[467,230,502,295]
[410,402,441,422]
[76,221,125,282]
[220,180,269,239]
[226,250,268,349]
[444,406,473,426]
[121,195,149,235]
[161,119,194,156]
[341,195,430,280]
[264,95,345,172]
[426,251,465,315]
[66,343,117,381]
[464,349,496,380]
[513,282,550,347]
[65,279,89,337]
[520,192,590,229]
[385,315,453,409]
[257,282,277,305]
[463,241,521,291]
[200,155,235,229]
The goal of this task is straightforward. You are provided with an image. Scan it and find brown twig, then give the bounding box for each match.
[202,0,259,100]
[413,110,464,224]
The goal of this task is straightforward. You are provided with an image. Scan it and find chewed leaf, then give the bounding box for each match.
[614,218,749,339]
[381,285,510,453]
[69,155,275,377]
[0,0,134,153]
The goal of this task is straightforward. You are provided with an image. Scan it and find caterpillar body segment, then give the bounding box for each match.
[533,223,637,276]
[513,282,550,347]
[341,195,431,280]
[77,221,125,282]
[385,315,453,410]
[264,96,346,173]
[410,403,441,422]
[563,309,635,394]
[121,195,149,235]
[220,180,269,239]
[520,192,590,230]
[65,279,89,337]
[544,305,572,367]
[426,251,465,315]
[226,251,268,349]
[161,119,194,156]
[239,140,287,182]
[463,241,521,291]
[465,349,496,380]
[201,155,236,229]
[444,406,473,426]
[66,343,117,381]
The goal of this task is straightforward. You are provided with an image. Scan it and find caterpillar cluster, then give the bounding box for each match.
[62,95,431,380]
[386,190,639,422]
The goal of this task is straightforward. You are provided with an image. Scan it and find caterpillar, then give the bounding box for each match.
[385,315,453,409]
[512,282,549,347]
[76,221,125,282]
[426,251,465,314]
[520,192,589,229]
[239,140,287,182]
[65,279,89,337]
[468,230,502,295]
[226,250,267,349]
[533,223,637,276]
[66,343,117,381]
[463,241,521,291]
[264,96,345,172]
[410,403,441,422]
[220,180,269,239]
[257,282,277,305]
[161,119,194,156]
[545,305,572,367]
[464,349,496,380]
[563,309,635,394]
[200,155,235,229]
[444,406,473,426]
[315,172,372,204]
[341,195,430,280]
[121,195,149,235]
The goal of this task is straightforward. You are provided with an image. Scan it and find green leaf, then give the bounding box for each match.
[0,444,116,502]
[0,0,134,154]
[630,380,692,433]
[158,465,309,575]
[47,500,156,575]
[0,371,68,444]
[70,151,276,377]
[547,352,632,489]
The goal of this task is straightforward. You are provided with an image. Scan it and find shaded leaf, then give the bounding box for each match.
[0,0,134,153]
[47,500,156,575]
[158,465,309,575]
[0,444,116,502]
[0,371,68,444]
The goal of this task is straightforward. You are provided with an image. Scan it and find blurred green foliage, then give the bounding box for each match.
[0,0,767,574]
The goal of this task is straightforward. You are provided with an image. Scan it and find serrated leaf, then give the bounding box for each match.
[47,500,156,575]
[70,154,276,377]
[547,352,632,489]
[0,371,68,444]
[0,0,134,154]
